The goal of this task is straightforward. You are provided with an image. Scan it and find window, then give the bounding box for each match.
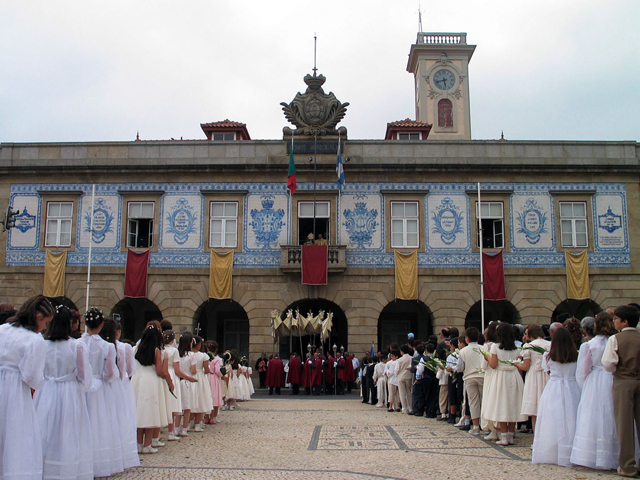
[438,99,453,127]
[398,132,421,140]
[127,202,154,248]
[210,202,238,248]
[298,201,330,244]
[560,202,588,247]
[45,202,73,247]
[477,202,504,249]
[213,133,235,141]
[391,201,419,248]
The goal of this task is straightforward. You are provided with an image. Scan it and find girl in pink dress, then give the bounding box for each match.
[206,341,223,424]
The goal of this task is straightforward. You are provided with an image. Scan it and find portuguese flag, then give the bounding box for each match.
[287,137,296,194]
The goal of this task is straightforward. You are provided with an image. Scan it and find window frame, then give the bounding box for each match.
[390,200,420,249]
[212,132,236,141]
[118,193,162,252]
[397,132,421,140]
[202,191,245,253]
[126,201,155,249]
[559,201,588,248]
[476,201,504,249]
[44,201,74,248]
[292,195,336,245]
[468,191,512,253]
[209,201,239,249]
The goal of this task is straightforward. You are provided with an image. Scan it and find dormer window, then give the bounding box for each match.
[397,132,421,140]
[213,133,236,141]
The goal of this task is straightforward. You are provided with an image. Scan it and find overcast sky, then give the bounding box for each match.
[1,0,638,144]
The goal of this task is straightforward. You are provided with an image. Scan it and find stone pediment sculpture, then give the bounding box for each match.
[281,73,349,137]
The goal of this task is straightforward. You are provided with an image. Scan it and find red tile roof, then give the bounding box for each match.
[387,118,431,128]
[200,119,247,128]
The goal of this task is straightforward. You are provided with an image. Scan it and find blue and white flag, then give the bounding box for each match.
[336,137,344,189]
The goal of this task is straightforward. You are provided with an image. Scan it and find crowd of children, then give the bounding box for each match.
[0,294,252,480]
[358,307,640,477]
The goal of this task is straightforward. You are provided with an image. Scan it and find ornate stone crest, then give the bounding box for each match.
[431,197,464,245]
[250,196,285,249]
[281,73,349,137]
[84,198,114,244]
[165,197,198,245]
[598,206,622,233]
[343,202,378,248]
[516,198,548,245]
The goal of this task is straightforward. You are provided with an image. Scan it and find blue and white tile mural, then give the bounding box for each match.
[4,181,630,268]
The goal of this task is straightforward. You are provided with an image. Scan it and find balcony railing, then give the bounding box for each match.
[280,245,347,273]
[417,32,467,45]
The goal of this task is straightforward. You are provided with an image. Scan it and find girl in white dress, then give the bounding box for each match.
[175,331,198,436]
[0,295,53,480]
[483,323,526,446]
[517,324,551,432]
[131,324,170,454]
[163,330,194,440]
[115,323,137,450]
[246,360,255,397]
[206,341,224,424]
[35,305,94,480]
[191,336,213,431]
[479,321,499,440]
[100,318,139,469]
[237,359,249,401]
[532,326,581,467]
[80,307,124,475]
[570,312,620,469]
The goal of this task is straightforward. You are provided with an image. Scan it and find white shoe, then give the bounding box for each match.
[167,433,180,441]
[194,425,204,432]
[453,419,464,427]
[178,428,189,437]
[141,445,158,454]
[484,430,499,441]
[469,426,481,436]
[137,443,143,453]
[508,432,515,445]
[151,438,165,447]
[496,433,509,446]
[188,421,195,431]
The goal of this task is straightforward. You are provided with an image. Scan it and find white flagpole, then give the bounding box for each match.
[289,136,293,244]
[478,182,485,333]
[85,185,96,330]
[337,134,341,244]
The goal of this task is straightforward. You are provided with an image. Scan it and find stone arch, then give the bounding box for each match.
[377,300,434,350]
[194,299,250,359]
[465,300,521,331]
[277,298,348,360]
[111,298,162,342]
[551,299,602,323]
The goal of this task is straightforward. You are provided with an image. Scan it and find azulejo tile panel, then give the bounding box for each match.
[6,181,630,268]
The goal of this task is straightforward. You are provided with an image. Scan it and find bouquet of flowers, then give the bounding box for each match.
[498,358,523,366]
[420,355,445,374]
[521,344,548,355]
[472,347,490,358]
[475,368,486,374]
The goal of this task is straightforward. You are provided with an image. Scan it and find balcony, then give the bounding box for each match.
[280,245,347,273]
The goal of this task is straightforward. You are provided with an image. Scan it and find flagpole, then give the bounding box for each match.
[313,133,317,240]
[478,182,485,333]
[85,184,95,329]
[289,136,294,244]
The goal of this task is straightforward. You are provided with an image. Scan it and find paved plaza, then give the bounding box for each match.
[115,391,618,480]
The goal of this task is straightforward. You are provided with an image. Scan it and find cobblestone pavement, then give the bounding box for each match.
[114,391,617,479]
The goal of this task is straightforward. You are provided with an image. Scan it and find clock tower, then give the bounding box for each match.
[407,32,476,140]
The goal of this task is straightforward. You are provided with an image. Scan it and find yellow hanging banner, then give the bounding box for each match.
[43,250,67,297]
[395,250,418,300]
[566,250,590,300]
[209,250,233,299]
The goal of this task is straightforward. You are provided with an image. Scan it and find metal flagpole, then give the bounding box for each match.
[478,182,485,333]
[85,185,96,326]
[313,133,317,240]
[289,136,294,244]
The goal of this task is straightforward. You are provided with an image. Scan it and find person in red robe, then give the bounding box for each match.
[302,353,314,395]
[344,352,355,393]
[336,351,346,395]
[266,353,285,395]
[287,352,302,395]
[311,351,323,395]
[324,353,335,394]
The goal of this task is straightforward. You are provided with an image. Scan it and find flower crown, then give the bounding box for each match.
[85,307,104,323]
[55,304,69,314]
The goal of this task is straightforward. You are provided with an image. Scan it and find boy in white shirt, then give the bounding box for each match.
[385,349,400,412]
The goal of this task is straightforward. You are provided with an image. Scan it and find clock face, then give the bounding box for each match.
[433,69,456,90]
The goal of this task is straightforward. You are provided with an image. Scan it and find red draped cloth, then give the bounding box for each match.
[302,358,313,388]
[482,251,506,300]
[288,355,302,385]
[324,355,335,385]
[124,249,150,298]
[265,358,284,387]
[343,356,355,383]
[302,245,328,285]
[311,357,323,386]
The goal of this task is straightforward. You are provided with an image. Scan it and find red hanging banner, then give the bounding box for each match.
[482,251,506,300]
[301,245,328,285]
[124,249,150,298]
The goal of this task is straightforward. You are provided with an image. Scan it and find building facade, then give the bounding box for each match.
[1,33,639,360]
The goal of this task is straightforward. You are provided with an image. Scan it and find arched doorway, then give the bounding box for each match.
[552,299,602,323]
[111,298,162,342]
[194,299,249,359]
[377,300,433,351]
[465,300,520,331]
[278,298,348,360]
